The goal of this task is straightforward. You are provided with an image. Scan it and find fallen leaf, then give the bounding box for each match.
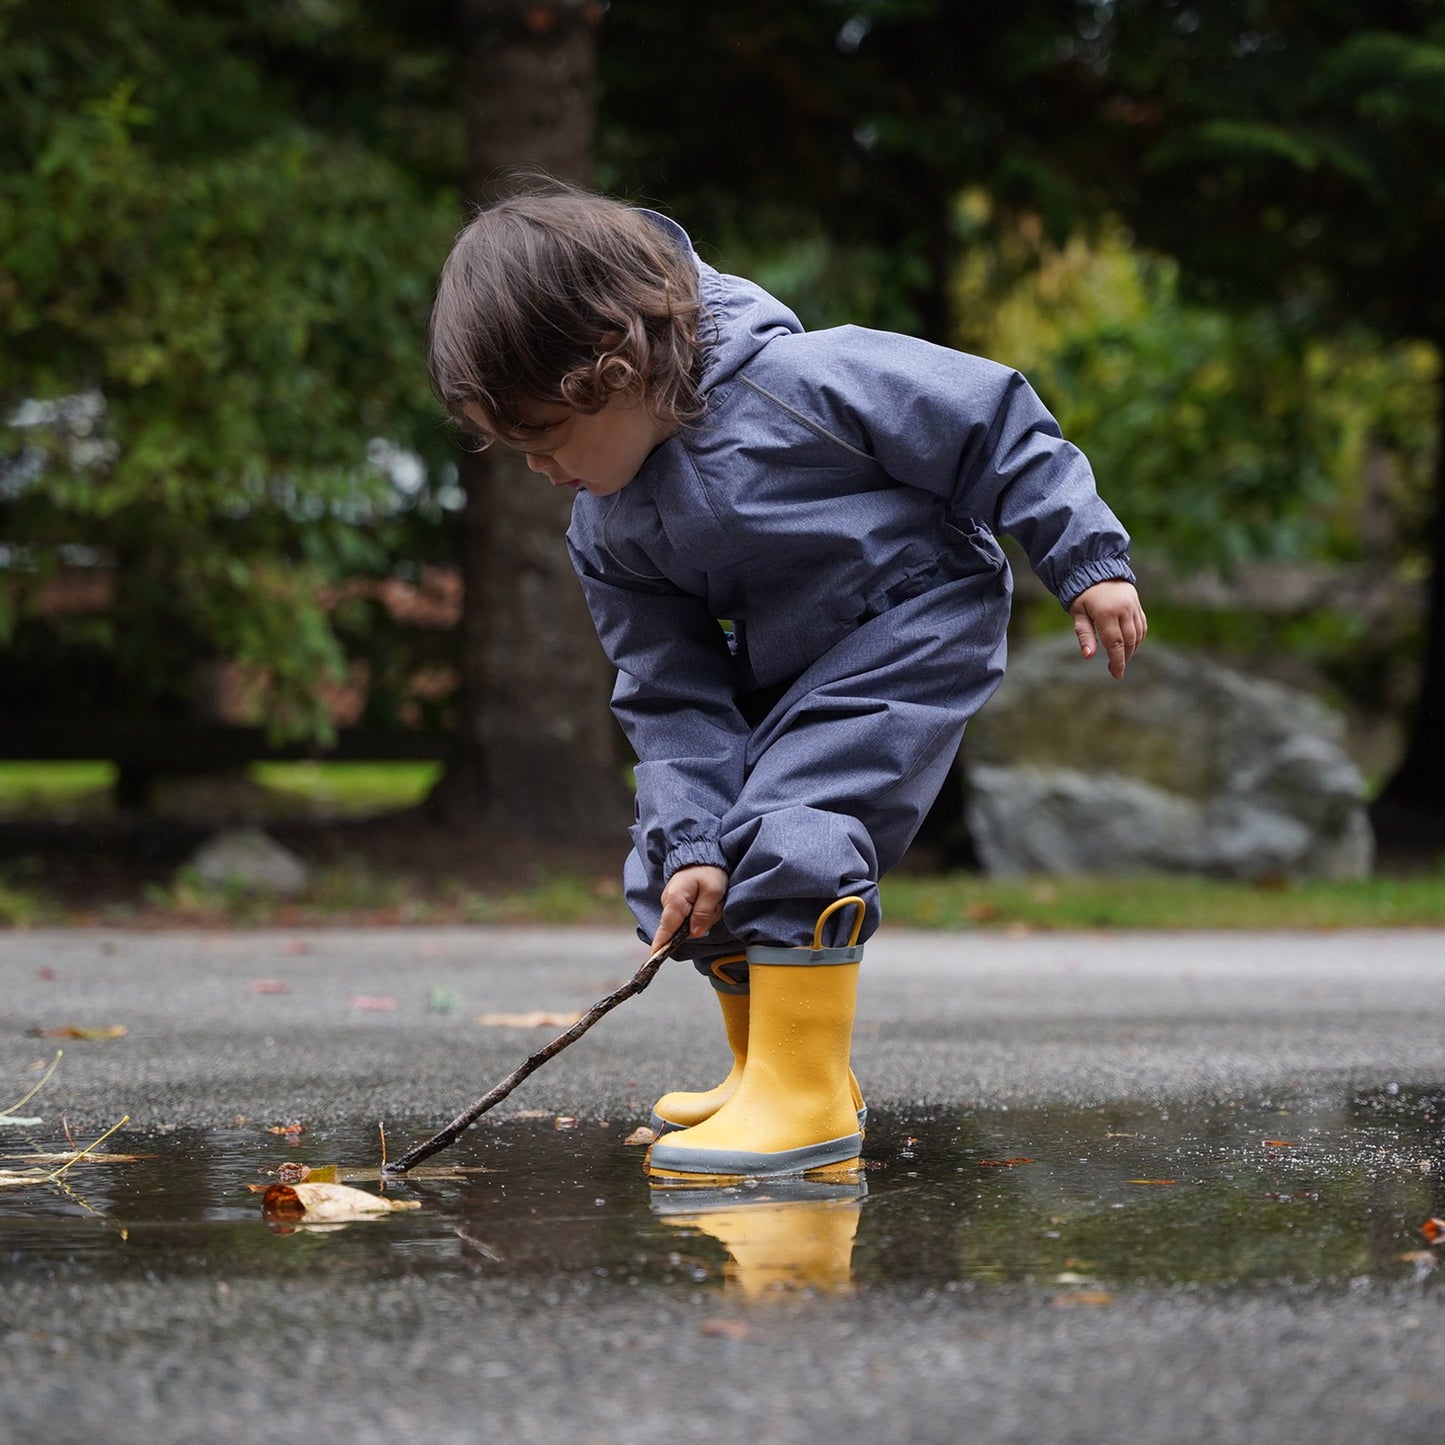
[260,1181,422,1222]
[700,1319,752,1339]
[1398,1250,1438,1267]
[624,1126,657,1147]
[248,979,289,995]
[349,996,397,1011]
[979,1157,1034,1168]
[266,1121,307,1139]
[1262,1139,1295,1148]
[1421,1217,1445,1243]
[476,1010,585,1029]
[1128,1179,1178,1186]
[426,987,462,1014]
[554,1116,579,1130]
[27,1025,127,1041]
[1052,1290,1115,1308]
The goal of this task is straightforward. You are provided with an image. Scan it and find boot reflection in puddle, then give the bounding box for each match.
[651,1178,866,1298]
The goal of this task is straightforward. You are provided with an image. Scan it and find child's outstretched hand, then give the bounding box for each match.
[1069,580,1147,679]
[653,864,730,954]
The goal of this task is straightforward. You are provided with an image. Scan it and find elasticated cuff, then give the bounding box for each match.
[1056,556,1137,608]
[663,836,730,876]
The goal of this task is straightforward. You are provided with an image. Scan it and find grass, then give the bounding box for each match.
[0,762,114,816]
[1,762,1442,931]
[880,870,1445,931]
[249,762,441,814]
[0,761,440,819]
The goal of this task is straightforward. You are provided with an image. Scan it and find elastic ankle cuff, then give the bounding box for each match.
[746,944,865,966]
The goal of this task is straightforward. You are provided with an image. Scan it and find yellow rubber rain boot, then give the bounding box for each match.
[650,954,869,1137]
[650,955,750,1134]
[647,898,867,1180]
[652,1179,866,1298]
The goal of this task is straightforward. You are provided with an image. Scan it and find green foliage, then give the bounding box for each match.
[0,0,460,742]
[1086,3,1445,342]
[963,229,1439,573]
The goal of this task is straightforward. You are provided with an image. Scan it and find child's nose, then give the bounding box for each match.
[524,452,552,474]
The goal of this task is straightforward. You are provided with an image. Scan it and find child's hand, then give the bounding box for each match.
[1069,580,1147,679]
[653,865,730,953]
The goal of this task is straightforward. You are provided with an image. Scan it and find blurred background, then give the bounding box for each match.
[1,0,1442,926]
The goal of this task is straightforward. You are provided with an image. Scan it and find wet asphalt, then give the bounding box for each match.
[3,925,1445,1443]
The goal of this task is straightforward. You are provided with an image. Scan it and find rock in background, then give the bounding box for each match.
[187,826,311,896]
[964,637,1373,880]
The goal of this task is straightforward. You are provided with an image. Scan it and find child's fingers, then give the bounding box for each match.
[1070,584,1148,679]
[652,865,729,951]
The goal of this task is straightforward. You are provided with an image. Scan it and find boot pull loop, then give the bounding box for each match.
[813,895,867,950]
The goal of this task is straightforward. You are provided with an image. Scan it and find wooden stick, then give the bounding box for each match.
[383,925,688,1174]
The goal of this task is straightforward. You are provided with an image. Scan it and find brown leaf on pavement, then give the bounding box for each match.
[476,1010,585,1029]
[27,1025,127,1041]
[624,1126,657,1146]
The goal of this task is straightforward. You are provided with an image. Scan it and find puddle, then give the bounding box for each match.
[4,1086,1444,1297]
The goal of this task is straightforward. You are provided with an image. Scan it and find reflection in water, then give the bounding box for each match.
[4,1086,1445,1299]
[651,1178,867,1298]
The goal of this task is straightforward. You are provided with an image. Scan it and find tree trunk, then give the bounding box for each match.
[430,0,628,839]
[1373,376,1445,850]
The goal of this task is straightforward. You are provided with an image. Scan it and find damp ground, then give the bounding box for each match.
[7,925,1445,1443]
[7,1086,1445,1295]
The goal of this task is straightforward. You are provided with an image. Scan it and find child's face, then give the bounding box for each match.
[468,393,673,497]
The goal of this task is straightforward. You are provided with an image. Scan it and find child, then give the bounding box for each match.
[428,177,1146,1181]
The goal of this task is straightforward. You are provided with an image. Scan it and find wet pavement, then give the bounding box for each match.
[3,926,1445,1442]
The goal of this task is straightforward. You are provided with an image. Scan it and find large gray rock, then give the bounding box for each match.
[964,637,1373,880]
[187,827,311,896]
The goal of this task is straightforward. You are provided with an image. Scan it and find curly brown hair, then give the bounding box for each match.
[428,175,705,445]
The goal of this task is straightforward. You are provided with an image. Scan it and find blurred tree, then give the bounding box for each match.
[0,0,457,799]
[600,0,1093,343]
[425,0,630,838]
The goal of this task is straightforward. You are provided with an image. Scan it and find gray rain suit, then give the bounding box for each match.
[566,215,1135,953]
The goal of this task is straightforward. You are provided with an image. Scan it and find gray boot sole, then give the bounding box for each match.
[647,1130,864,1178]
